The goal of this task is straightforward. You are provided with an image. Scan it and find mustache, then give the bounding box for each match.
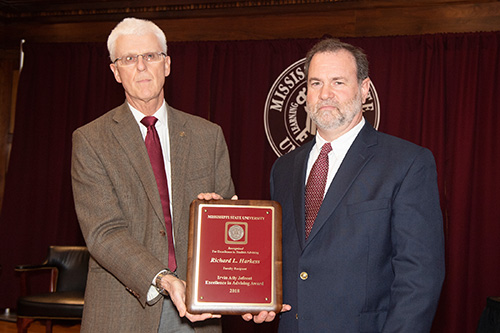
[309,99,340,110]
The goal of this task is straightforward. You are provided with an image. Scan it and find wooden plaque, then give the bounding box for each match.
[186,199,282,315]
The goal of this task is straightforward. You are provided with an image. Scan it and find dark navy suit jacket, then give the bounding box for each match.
[271,122,445,332]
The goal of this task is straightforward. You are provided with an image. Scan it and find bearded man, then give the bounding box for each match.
[244,38,445,332]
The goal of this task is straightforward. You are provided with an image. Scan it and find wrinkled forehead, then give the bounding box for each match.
[308,50,357,78]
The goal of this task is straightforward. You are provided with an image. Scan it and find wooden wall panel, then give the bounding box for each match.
[356,2,500,36]
[1,1,499,47]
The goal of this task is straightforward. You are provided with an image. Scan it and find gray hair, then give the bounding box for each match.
[304,38,369,84]
[107,17,167,62]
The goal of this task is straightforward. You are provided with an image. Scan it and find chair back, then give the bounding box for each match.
[45,246,89,292]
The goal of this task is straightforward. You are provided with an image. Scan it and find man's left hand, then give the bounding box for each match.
[161,274,221,322]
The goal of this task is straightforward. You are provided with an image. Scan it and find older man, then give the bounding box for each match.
[72,17,234,332]
[245,38,445,332]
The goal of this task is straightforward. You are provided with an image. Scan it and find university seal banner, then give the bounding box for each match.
[264,58,380,157]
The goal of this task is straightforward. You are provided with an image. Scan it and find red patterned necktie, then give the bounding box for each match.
[141,116,176,271]
[305,142,332,240]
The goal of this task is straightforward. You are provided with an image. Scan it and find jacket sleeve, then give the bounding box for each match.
[383,148,445,332]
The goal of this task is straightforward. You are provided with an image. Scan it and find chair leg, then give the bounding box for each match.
[44,319,53,333]
[16,317,34,333]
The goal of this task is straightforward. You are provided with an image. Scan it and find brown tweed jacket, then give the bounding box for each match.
[71,102,235,332]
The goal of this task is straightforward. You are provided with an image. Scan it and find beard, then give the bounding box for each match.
[305,89,363,131]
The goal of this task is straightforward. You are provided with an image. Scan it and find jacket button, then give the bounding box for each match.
[159,230,166,236]
[300,271,308,280]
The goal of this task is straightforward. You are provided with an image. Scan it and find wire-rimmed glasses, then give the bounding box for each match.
[113,52,166,66]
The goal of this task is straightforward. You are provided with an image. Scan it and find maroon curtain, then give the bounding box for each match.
[1,32,499,333]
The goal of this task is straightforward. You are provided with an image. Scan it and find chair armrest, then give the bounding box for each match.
[15,264,54,271]
[15,264,58,295]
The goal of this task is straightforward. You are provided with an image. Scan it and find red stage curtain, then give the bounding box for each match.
[1,32,499,332]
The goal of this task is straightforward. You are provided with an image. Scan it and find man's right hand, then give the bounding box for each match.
[197,193,238,201]
[241,304,292,323]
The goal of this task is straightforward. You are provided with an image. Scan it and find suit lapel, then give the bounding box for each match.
[292,140,315,250]
[306,123,378,244]
[166,105,190,237]
[110,103,165,228]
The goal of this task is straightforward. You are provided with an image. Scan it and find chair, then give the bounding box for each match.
[15,246,89,333]
[477,296,500,332]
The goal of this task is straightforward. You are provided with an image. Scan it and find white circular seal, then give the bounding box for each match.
[228,224,245,241]
[264,58,380,157]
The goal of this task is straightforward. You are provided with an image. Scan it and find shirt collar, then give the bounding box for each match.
[314,117,365,156]
[129,100,168,127]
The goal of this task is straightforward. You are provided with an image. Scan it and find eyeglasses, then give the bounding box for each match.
[113,52,166,66]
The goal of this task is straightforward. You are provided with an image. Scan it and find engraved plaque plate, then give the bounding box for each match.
[186,199,282,315]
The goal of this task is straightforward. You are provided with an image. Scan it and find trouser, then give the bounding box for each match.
[158,298,195,333]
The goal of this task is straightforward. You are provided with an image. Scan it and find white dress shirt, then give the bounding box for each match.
[129,101,175,302]
[306,117,366,197]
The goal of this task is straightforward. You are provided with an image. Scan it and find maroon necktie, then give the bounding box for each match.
[305,143,332,240]
[141,116,176,271]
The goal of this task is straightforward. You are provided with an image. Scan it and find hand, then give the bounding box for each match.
[185,311,221,322]
[241,304,292,323]
[160,274,221,322]
[197,193,238,200]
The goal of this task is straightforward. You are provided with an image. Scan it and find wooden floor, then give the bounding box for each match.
[0,320,80,333]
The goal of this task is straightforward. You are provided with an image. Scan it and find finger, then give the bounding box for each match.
[231,195,238,200]
[253,311,269,324]
[242,313,253,322]
[197,193,212,200]
[210,193,223,200]
[281,304,292,312]
[185,313,209,322]
[185,312,220,322]
[197,192,223,200]
[264,311,276,322]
